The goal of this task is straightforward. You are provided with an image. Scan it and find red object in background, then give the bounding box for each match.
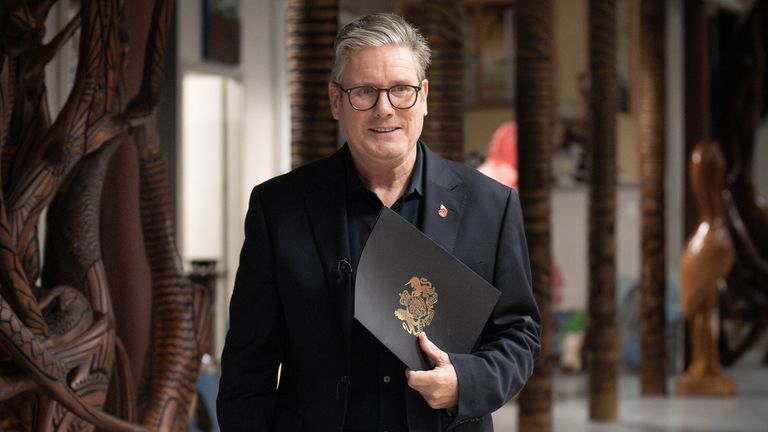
[478,121,519,190]
[477,121,564,305]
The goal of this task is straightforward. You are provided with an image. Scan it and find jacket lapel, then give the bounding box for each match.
[301,144,466,350]
[421,144,466,254]
[304,147,353,346]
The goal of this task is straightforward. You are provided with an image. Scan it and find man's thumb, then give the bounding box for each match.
[419,332,448,366]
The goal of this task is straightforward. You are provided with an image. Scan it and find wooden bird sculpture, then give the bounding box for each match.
[676,140,736,396]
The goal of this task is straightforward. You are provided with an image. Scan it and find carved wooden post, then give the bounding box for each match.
[586,0,619,422]
[515,1,555,430]
[397,0,464,161]
[638,0,667,396]
[287,0,338,168]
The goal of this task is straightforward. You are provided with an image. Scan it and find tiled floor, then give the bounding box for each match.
[492,367,768,431]
[197,362,767,431]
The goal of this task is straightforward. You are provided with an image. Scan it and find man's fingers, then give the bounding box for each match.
[419,332,449,366]
[405,361,459,409]
[407,332,453,389]
[405,368,415,382]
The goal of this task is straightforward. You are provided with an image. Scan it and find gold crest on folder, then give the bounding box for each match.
[394,276,439,335]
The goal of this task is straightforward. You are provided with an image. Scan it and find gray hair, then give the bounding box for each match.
[331,13,431,83]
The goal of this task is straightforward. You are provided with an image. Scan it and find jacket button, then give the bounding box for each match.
[383,375,391,383]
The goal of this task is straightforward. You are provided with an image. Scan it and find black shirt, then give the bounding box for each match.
[343,145,424,432]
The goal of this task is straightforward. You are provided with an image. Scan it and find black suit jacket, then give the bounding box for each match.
[217,143,541,431]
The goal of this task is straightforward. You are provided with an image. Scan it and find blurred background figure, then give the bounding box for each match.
[478,121,565,302]
[478,121,520,189]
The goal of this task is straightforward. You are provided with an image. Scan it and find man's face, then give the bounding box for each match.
[329,45,428,168]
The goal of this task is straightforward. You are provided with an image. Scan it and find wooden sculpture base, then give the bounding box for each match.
[675,374,736,396]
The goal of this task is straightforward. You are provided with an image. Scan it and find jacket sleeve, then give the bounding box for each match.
[447,189,541,428]
[217,187,284,431]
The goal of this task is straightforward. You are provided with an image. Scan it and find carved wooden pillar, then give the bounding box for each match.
[397,0,464,161]
[287,0,338,168]
[638,0,668,396]
[515,1,555,430]
[586,0,619,422]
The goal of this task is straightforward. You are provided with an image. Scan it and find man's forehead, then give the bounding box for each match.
[342,45,421,82]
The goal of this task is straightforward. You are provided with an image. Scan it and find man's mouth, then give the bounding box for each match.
[369,127,399,133]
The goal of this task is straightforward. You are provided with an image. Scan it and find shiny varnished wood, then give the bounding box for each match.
[676,140,735,396]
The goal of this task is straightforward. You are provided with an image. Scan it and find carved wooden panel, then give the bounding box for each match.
[0,1,209,430]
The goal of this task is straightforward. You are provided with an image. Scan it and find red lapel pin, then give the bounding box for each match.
[438,204,448,218]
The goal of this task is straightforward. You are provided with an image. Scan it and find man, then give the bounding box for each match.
[217,13,540,432]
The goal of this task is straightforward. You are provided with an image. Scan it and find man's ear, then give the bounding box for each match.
[421,79,429,117]
[329,82,340,120]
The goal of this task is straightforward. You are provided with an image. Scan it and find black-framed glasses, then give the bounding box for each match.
[333,82,422,111]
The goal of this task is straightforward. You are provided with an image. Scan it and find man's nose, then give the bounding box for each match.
[372,90,395,116]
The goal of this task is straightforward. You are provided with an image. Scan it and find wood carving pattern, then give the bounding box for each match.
[586,0,618,422]
[399,0,464,161]
[0,0,209,431]
[638,0,667,396]
[287,0,338,168]
[515,1,555,431]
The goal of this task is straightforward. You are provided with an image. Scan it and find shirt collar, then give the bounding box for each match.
[344,144,424,198]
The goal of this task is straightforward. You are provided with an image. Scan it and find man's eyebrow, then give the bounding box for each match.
[347,81,417,88]
[346,82,376,88]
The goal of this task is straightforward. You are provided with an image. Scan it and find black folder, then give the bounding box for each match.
[354,207,501,371]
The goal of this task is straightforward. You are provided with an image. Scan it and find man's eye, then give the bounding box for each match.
[391,85,410,94]
[354,87,377,96]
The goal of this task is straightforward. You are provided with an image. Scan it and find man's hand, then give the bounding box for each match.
[405,332,458,409]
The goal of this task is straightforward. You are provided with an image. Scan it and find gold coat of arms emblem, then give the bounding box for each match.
[394,276,439,335]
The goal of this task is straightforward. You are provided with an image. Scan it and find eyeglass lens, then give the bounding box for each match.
[348,85,418,110]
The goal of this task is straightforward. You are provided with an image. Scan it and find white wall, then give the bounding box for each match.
[177,0,289,358]
[666,0,685,300]
[552,185,640,311]
[181,74,225,261]
[755,120,768,198]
